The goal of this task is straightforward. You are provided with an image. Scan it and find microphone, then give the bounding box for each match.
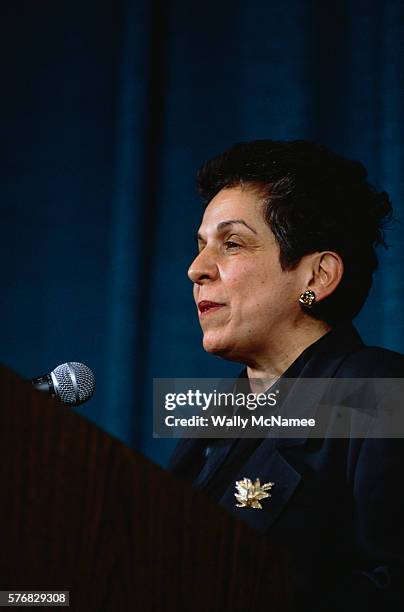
[32,362,95,406]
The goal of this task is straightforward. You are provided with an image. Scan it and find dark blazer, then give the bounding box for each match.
[168,324,404,611]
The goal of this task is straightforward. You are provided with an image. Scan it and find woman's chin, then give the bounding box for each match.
[202,333,229,356]
[202,333,240,361]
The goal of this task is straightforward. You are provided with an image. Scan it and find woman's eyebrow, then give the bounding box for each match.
[216,219,257,234]
[197,219,257,242]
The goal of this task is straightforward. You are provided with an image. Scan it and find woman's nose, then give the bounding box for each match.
[188,249,218,284]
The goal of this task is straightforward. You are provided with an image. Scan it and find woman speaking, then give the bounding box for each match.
[169,140,404,611]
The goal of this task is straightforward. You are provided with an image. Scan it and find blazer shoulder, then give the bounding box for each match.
[338,345,404,377]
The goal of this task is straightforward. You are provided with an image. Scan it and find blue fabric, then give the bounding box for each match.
[1,0,404,467]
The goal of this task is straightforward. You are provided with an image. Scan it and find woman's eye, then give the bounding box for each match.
[224,241,241,250]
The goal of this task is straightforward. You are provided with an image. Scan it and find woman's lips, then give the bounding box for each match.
[198,300,225,316]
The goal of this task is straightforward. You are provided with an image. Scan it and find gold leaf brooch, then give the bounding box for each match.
[234,477,274,509]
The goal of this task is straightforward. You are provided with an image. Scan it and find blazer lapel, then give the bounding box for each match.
[218,438,303,532]
[192,438,238,488]
[168,437,239,486]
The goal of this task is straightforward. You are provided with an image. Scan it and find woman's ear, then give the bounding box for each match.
[306,251,344,303]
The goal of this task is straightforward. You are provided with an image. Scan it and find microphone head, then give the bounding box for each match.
[50,362,95,406]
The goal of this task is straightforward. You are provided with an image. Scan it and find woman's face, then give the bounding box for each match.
[188,186,307,364]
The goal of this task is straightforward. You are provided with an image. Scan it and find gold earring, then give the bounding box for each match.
[299,289,316,308]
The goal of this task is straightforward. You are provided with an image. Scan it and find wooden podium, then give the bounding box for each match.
[0,366,294,611]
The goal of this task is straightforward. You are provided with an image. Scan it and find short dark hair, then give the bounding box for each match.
[197,140,392,324]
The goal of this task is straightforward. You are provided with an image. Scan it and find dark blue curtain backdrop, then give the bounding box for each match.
[2,0,404,467]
